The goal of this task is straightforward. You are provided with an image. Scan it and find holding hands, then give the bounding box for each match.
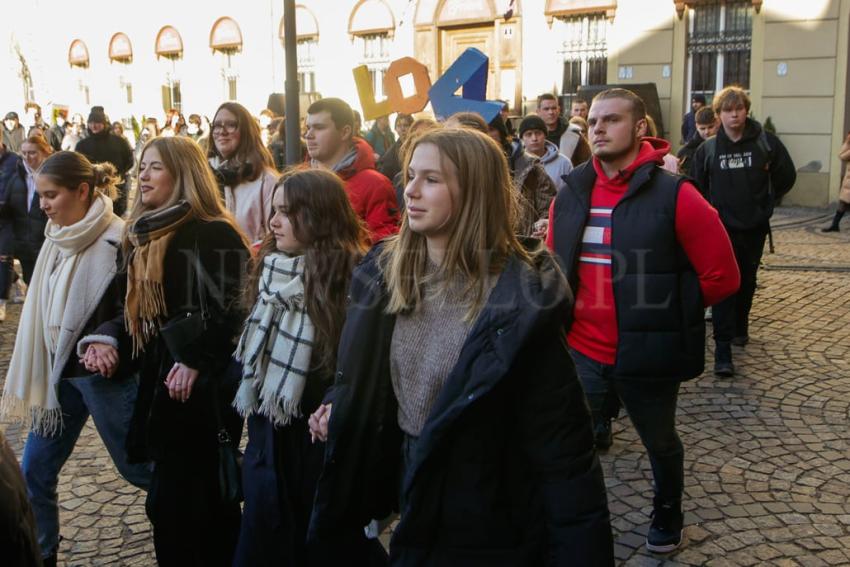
[81,343,119,378]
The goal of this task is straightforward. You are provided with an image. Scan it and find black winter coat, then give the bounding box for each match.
[126,219,249,463]
[308,243,614,566]
[1,162,46,259]
[75,129,135,179]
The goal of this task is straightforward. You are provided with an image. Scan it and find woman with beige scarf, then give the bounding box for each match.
[110,136,250,566]
[0,151,151,567]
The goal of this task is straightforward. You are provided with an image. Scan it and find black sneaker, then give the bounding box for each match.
[731,335,749,347]
[646,497,683,553]
[714,342,734,377]
[594,420,613,451]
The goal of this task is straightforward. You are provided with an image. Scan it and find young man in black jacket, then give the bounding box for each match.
[75,107,135,217]
[677,106,718,176]
[692,86,797,377]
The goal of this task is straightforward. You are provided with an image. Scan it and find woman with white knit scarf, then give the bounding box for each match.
[0,151,151,567]
[231,169,372,566]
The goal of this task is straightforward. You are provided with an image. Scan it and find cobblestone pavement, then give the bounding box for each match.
[0,207,848,566]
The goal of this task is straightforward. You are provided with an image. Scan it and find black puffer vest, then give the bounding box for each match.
[552,160,705,381]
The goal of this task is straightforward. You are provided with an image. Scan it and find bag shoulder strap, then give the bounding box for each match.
[193,238,209,321]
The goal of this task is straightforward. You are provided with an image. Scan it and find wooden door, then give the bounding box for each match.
[439,25,497,99]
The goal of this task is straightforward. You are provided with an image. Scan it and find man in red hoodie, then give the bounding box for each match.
[546,89,740,554]
[305,98,399,241]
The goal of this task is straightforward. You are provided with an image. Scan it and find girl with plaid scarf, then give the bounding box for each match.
[232,169,375,566]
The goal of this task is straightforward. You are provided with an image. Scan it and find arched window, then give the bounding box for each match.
[155,26,184,112]
[210,17,243,101]
[349,0,396,101]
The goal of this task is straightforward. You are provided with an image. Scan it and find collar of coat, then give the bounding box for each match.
[347,238,571,492]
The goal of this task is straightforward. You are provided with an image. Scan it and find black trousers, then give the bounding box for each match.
[146,454,241,567]
[712,228,767,343]
[571,348,684,502]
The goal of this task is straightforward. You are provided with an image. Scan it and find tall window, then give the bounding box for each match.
[357,33,391,100]
[556,13,608,97]
[297,38,318,94]
[687,1,752,101]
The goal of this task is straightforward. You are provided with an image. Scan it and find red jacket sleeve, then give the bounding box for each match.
[361,172,400,243]
[675,182,740,306]
[545,198,557,251]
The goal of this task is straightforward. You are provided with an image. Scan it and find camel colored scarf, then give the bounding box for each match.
[125,200,192,355]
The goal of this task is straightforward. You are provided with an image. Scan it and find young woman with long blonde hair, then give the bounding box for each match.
[91,136,251,565]
[307,127,614,564]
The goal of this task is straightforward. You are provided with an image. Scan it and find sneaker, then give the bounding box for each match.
[594,420,613,451]
[821,224,840,233]
[714,342,734,377]
[0,302,5,322]
[12,279,26,303]
[646,497,683,553]
[731,335,749,347]
[704,307,712,322]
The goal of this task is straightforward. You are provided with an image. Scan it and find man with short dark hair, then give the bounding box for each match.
[537,93,588,165]
[547,88,739,554]
[692,86,796,377]
[676,106,718,176]
[306,98,399,242]
[681,94,706,143]
[75,106,134,217]
[570,99,589,120]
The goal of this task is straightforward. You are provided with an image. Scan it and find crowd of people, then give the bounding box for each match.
[0,83,804,566]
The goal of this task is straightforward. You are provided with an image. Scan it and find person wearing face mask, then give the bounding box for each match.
[208,102,279,244]
[0,151,152,567]
[3,135,52,284]
[3,112,26,154]
[75,107,135,217]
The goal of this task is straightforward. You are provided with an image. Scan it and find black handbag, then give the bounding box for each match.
[211,376,243,505]
[159,241,209,363]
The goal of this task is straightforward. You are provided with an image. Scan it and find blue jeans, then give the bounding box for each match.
[570,348,684,502]
[21,374,152,558]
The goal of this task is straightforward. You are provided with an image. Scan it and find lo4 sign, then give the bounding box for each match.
[353,47,503,122]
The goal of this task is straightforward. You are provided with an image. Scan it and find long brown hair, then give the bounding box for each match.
[124,136,249,255]
[383,127,532,321]
[247,168,368,372]
[37,151,119,201]
[207,102,276,182]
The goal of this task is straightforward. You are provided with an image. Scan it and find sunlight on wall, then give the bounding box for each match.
[765,0,832,25]
[608,1,674,57]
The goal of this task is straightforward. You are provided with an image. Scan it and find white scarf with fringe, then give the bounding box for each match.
[233,253,314,426]
[1,195,120,435]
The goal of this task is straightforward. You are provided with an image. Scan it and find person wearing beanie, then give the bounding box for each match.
[74,106,134,216]
[519,114,573,192]
[3,112,25,154]
[681,94,706,144]
[536,93,591,166]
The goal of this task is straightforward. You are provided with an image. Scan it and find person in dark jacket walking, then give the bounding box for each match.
[676,106,718,176]
[4,136,52,284]
[547,88,740,553]
[0,142,22,317]
[692,86,796,376]
[0,152,151,567]
[115,137,250,566]
[75,107,135,217]
[307,127,614,566]
[232,169,370,566]
[680,94,706,144]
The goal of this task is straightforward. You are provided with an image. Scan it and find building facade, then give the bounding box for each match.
[1,0,847,206]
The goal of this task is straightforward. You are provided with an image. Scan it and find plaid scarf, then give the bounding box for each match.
[233,253,314,426]
[125,200,193,355]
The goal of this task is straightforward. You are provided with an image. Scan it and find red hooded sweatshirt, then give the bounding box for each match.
[335,138,400,242]
[546,138,740,365]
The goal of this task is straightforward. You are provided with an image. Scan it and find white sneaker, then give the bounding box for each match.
[0,302,6,322]
[12,279,26,304]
